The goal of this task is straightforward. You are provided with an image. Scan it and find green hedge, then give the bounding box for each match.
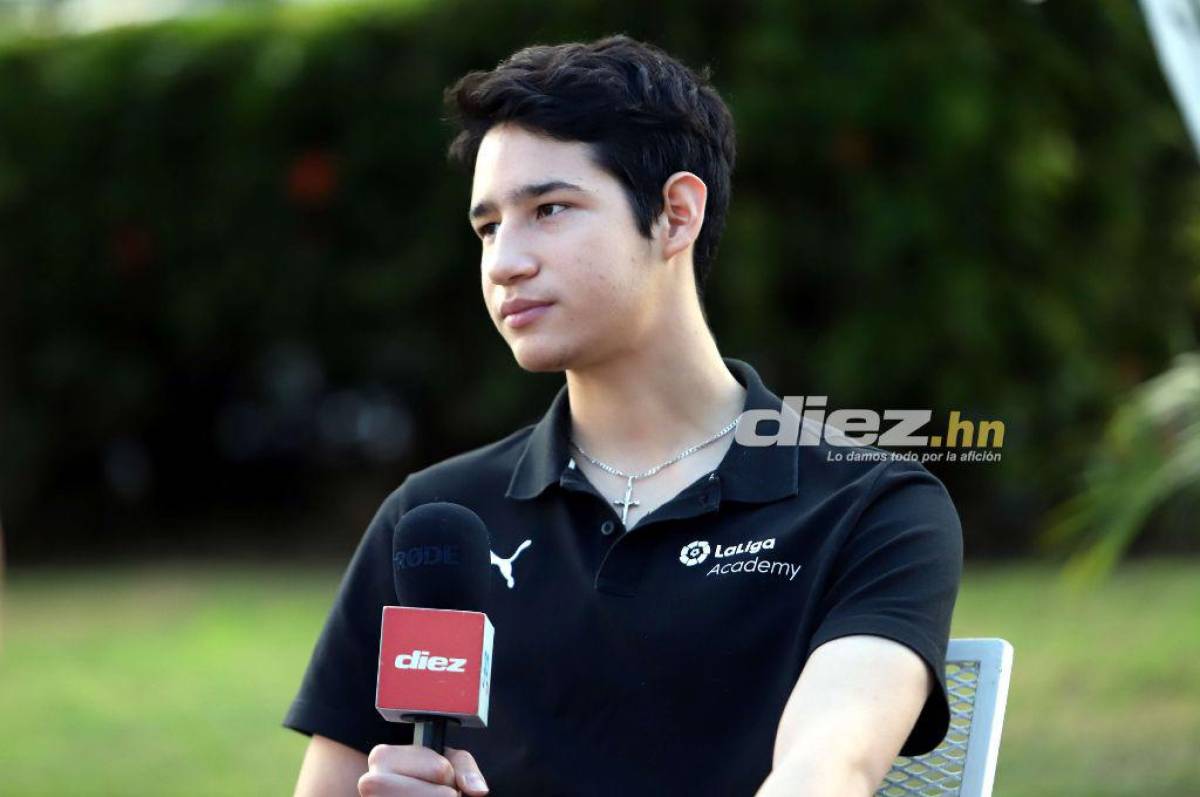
[1,0,1196,558]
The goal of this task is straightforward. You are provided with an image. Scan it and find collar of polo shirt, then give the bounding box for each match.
[504,357,799,505]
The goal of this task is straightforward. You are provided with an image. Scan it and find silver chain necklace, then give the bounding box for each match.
[569,414,742,526]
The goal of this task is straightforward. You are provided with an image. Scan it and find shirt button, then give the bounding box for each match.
[600,520,616,536]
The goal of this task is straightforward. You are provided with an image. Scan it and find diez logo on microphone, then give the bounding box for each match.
[394,649,468,673]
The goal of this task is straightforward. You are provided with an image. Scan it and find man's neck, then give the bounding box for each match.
[564,329,746,474]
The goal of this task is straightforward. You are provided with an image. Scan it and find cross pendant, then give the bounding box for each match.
[613,475,640,526]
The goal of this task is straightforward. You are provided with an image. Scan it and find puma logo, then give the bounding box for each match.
[490,540,532,589]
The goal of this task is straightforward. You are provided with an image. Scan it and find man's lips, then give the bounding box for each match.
[500,298,554,329]
[500,297,554,318]
[503,302,553,329]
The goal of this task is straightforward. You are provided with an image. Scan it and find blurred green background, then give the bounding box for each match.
[0,0,1198,794]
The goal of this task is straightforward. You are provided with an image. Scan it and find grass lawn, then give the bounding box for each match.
[0,560,1197,796]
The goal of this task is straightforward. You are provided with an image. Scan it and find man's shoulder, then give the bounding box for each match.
[401,422,537,502]
[792,415,951,499]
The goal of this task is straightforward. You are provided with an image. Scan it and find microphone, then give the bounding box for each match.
[375,502,495,755]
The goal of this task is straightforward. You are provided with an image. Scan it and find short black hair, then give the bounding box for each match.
[444,34,736,303]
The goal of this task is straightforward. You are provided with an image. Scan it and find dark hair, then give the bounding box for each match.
[443,34,736,303]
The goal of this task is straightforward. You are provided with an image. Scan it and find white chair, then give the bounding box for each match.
[875,638,1014,797]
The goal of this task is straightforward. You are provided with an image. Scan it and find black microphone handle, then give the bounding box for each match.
[407,714,460,754]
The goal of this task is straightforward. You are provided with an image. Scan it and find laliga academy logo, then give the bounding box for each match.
[490,539,532,589]
[680,536,802,581]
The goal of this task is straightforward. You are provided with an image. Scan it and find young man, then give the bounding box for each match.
[286,35,962,796]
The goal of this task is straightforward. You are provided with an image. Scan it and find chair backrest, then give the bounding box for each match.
[875,638,1014,797]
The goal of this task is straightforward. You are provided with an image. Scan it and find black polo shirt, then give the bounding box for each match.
[284,357,963,796]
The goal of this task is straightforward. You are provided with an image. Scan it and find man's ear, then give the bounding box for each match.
[657,172,707,262]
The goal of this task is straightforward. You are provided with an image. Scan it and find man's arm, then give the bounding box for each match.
[754,635,932,797]
[293,734,367,797]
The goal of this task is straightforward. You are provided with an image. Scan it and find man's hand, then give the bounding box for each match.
[358,744,490,796]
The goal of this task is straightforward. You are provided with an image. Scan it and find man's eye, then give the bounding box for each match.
[536,203,568,219]
[477,204,565,239]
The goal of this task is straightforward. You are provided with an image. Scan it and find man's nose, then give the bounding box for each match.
[484,226,539,285]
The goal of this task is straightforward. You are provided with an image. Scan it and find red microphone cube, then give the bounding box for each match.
[375,606,494,727]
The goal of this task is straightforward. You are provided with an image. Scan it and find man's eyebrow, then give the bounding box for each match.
[469,180,586,221]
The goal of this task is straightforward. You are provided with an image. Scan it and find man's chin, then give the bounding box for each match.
[511,341,572,373]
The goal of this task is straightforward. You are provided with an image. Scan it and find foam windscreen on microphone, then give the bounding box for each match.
[392,502,491,612]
